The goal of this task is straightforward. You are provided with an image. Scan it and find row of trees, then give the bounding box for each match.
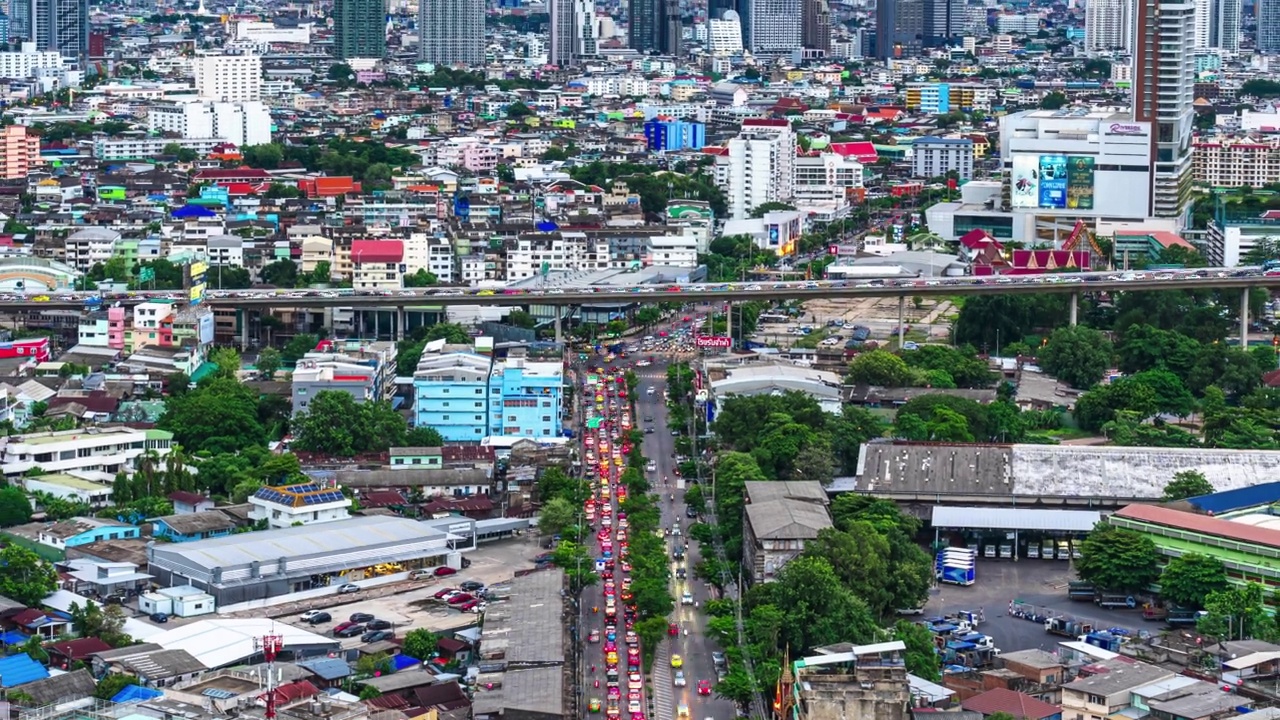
[847,346,994,389]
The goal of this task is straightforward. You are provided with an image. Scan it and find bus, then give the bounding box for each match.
[758,313,789,324]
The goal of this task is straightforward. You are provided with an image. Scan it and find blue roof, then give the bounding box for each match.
[171,204,217,219]
[0,630,26,644]
[112,685,164,703]
[297,657,352,680]
[0,653,50,687]
[390,654,420,671]
[1187,481,1280,514]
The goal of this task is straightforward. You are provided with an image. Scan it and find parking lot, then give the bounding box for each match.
[924,558,1162,654]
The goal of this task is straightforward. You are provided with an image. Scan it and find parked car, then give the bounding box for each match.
[349,613,374,624]
[337,584,360,594]
[434,566,458,577]
[361,630,395,643]
[366,619,393,631]
[149,612,169,623]
[433,588,458,599]
[408,569,432,580]
[447,593,475,605]
[301,610,330,624]
[459,580,485,592]
[334,623,365,638]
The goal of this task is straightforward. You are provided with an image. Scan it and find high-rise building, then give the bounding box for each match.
[31,0,86,63]
[0,125,38,180]
[802,0,831,52]
[1132,0,1195,221]
[333,0,386,59]
[1193,0,1238,49]
[874,0,924,58]
[708,9,745,54]
[191,55,263,103]
[8,0,28,42]
[419,0,485,64]
[923,0,963,46]
[715,118,795,220]
[629,0,681,54]
[745,0,802,55]
[550,0,596,66]
[1085,0,1133,51]
[1260,0,1280,51]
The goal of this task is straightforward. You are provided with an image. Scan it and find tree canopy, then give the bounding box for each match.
[159,377,267,454]
[291,391,408,456]
[1076,523,1160,592]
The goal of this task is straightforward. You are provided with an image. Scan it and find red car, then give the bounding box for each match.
[698,680,711,696]
[668,623,678,636]
[447,593,475,605]
[434,566,457,577]
[459,599,481,612]
[434,588,457,599]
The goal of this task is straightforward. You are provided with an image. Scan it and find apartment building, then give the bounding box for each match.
[191,54,262,102]
[905,82,995,114]
[291,339,398,415]
[92,137,228,161]
[404,233,455,283]
[793,152,865,204]
[912,136,975,179]
[505,232,611,280]
[0,124,39,179]
[716,118,796,220]
[350,239,405,290]
[0,43,63,79]
[133,299,177,350]
[413,344,563,442]
[63,227,121,273]
[248,482,352,528]
[0,426,173,476]
[147,99,271,149]
[1193,136,1280,188]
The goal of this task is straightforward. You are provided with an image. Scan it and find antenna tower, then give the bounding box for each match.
[255,633,285,720]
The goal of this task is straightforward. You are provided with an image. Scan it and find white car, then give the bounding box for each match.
[300,610,326,622]
[673,670,687,687]
[682,592,694,605]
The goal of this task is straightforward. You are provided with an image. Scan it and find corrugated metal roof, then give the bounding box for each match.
[931,506,1101,533]
[1188,480,1280,514]
[1115,504,1280,548]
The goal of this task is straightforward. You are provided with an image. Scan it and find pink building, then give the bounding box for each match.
[107,306,126,350]
[460,145,498,173]
[0,126,39,180]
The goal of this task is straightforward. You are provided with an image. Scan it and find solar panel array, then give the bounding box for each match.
[253,482,347,507]
[203,689,237,700]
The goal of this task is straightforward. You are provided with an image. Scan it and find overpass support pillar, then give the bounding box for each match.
[725,301,732,346]
[1242,287,1251,349]
[1069,292,1079,327]
[396,307,406,342]
[240,310,249,350]
[554,307,563,345]
[897,296,906,348]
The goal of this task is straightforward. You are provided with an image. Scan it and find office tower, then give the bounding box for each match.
[708,0,736,20]
[719,119,795,220]
[1084,0,1133,51]
[745,0,802,55]
[1211,0,1240,50]
[550,0,597,65]
[923,0,963,45]
[629,0,680,54]
[31,0,86,63]
[191,55,263,102]
[802,0,831,52]
[1132,0,1195,220]
[1260,0,1280,51]
[334,0,386,59]
[874,0,924,58]
[419,0,485,64]
[708,9,745,53]
[8,0,27,42]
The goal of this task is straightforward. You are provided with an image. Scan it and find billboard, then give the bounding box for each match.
[1066,156,1096,210]
[1011,155,1040,209]
[186,261,208,305]
[198,313,215,345]
[695,336,732,349]
[1038,155,1068,209]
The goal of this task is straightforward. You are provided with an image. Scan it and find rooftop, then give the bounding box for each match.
[1061,658,1173,696]
[480,567,566,665]
[149,618,337,670]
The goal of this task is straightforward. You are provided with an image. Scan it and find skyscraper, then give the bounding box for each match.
[923,0,963,46]
[1132,0,1195,221]
[31,0,86,63]
[1085,0,1133,51]
[550,0,597,66]
[874,0,923,58]
[334,0,386,59]
[1260,0,1280,52]
[745,0,802,55]
[628,0,680,54]
[801,0,831,53]
[419,0,485,65]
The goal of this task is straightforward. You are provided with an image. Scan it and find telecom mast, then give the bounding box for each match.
[255,633,285,720]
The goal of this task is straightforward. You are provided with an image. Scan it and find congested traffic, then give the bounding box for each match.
[584,367,645,720]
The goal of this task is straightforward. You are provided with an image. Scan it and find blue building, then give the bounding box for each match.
[150,510,236,542]
[412,345,564,442]
[37,517,139,550]
[644,120,706,152]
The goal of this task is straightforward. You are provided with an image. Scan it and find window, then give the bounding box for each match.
[1087,695,1104,706]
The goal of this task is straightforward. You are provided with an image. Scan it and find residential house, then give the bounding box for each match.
[46,638,113,671]
[1060,658,1175,719]
[390,446,444,469]
[21,473,114,508]
[248,482,351,529]
[742,481,833,584]
[168,491,215,514]
[0,426,173,477]
[37,518,140,549]
[62,559,151,598]
[150,510,236,542]
[10,668,97,705]
[961,688,1061,720]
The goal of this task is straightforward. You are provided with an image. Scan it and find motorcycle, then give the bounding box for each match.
[594,679,600,689]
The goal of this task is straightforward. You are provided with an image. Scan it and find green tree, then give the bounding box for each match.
[403,269,438,287]
[260,259,300,287]
[291,392,407,456]
[0,545,58,606]
[1039,325,1112,389]
[209,347,242,379]
[894,620,941,682]
[94,673,140,700]
[636,307,662,328]
[401,628,438,661]
[405,426,444,447]
[0,485,33,526]
[1159,553,1229,609]
[159,378,266,454]
[846,350,913,387]
[424,323,471,344]
[256,347,282,380]
[1039,91,1068,109]
[1076,523,1161,592]
[749,201,796,218]
[506,101,534,118]
[68,600,132,646]
[1163,469,1214,502]
[804,524,893,617]
[550,540,598,593]
[537,497,577,537]
[281,333,320,365]
[745,556,879,653]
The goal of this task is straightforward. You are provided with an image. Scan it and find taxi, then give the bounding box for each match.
[606,651,619,666]
[676,705,690,720]
[588,699,601,713]
[607,686,621,700]
[670,655,683,668]
[603,640,617,653]
[627,647,640,666]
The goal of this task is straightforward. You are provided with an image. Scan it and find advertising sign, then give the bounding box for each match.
[695,336,732,349]
[1038,155,1068,209]
[1107,123,1144,135]
[1066,156,1096,210]
[186,261,208,306]
[1011,155,1040,209]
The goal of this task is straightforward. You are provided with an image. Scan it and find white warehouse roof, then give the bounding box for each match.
[151,618,337,669]
[931,506,1101,533]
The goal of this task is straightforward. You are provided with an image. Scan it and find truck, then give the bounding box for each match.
[1067,582,1097,601]
[1082,631,1126,653]
[936,547,977,586]
[1095,594,1137,610]
[1167,609,1207,628]
[1045,617,1093,638]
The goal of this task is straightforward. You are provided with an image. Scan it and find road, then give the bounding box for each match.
[640,359,737,720]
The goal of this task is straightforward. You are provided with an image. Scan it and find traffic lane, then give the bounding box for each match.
[672,500,735,720]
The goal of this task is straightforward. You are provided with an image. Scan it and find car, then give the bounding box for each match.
[434,566,457,577]
[362,629,395,643]
[589,699,601,713]
[686,506,697,518]
[459,599,485,612]
[697,680,712,696]
[670,655,682,668]
[334,623,365,638]
[711,652,726,668]
[434,587,458,599]
[673,670,686,687]
[366,619,393,630]
[350,613,375,624]
[681,592,694,605]
[408,569,432,580]
[150,612,169,623]
[301,610,330,623]
[447,593,475,605]
[589,630,601,643]
[668,623,678,636]
[676,567,686,580]
[459,580,485,592]
[677,705,690,720]
[337,583,360,594]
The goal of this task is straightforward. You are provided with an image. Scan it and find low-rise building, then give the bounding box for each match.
[290,339,398,415]
[788,641,911,720]
[1060,658,1175,718]
[35,517,140,549]
[248,482,352,529]
[413,343,563,442]
[742,481,833,584]
[0,427,173,477]
[151,510,237,542]
[20,472,113,507]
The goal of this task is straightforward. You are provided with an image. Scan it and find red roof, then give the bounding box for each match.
[421,496,494,514]
[960,229,1003,250]
[743,118,790,127]
[351,240,404,264]
[961,688,1061,720]
[829,142,879,163]
[168,491,208,506]
[194,168,271,181]
[48,637,113,659]
[361,490,407,508]
[1115,503,1280,547]
[270,680,319,704]
[442,445,495,462]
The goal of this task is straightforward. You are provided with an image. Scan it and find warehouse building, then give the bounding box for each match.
[147,516,475,605]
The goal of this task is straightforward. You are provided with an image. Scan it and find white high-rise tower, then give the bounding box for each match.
[1085,0,1134,52]
[1133,0,1195,222]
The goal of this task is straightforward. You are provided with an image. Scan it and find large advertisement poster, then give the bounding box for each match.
[1066,156,1096,210]
[1038,155,1068,209]
[1011,155,1040,209]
